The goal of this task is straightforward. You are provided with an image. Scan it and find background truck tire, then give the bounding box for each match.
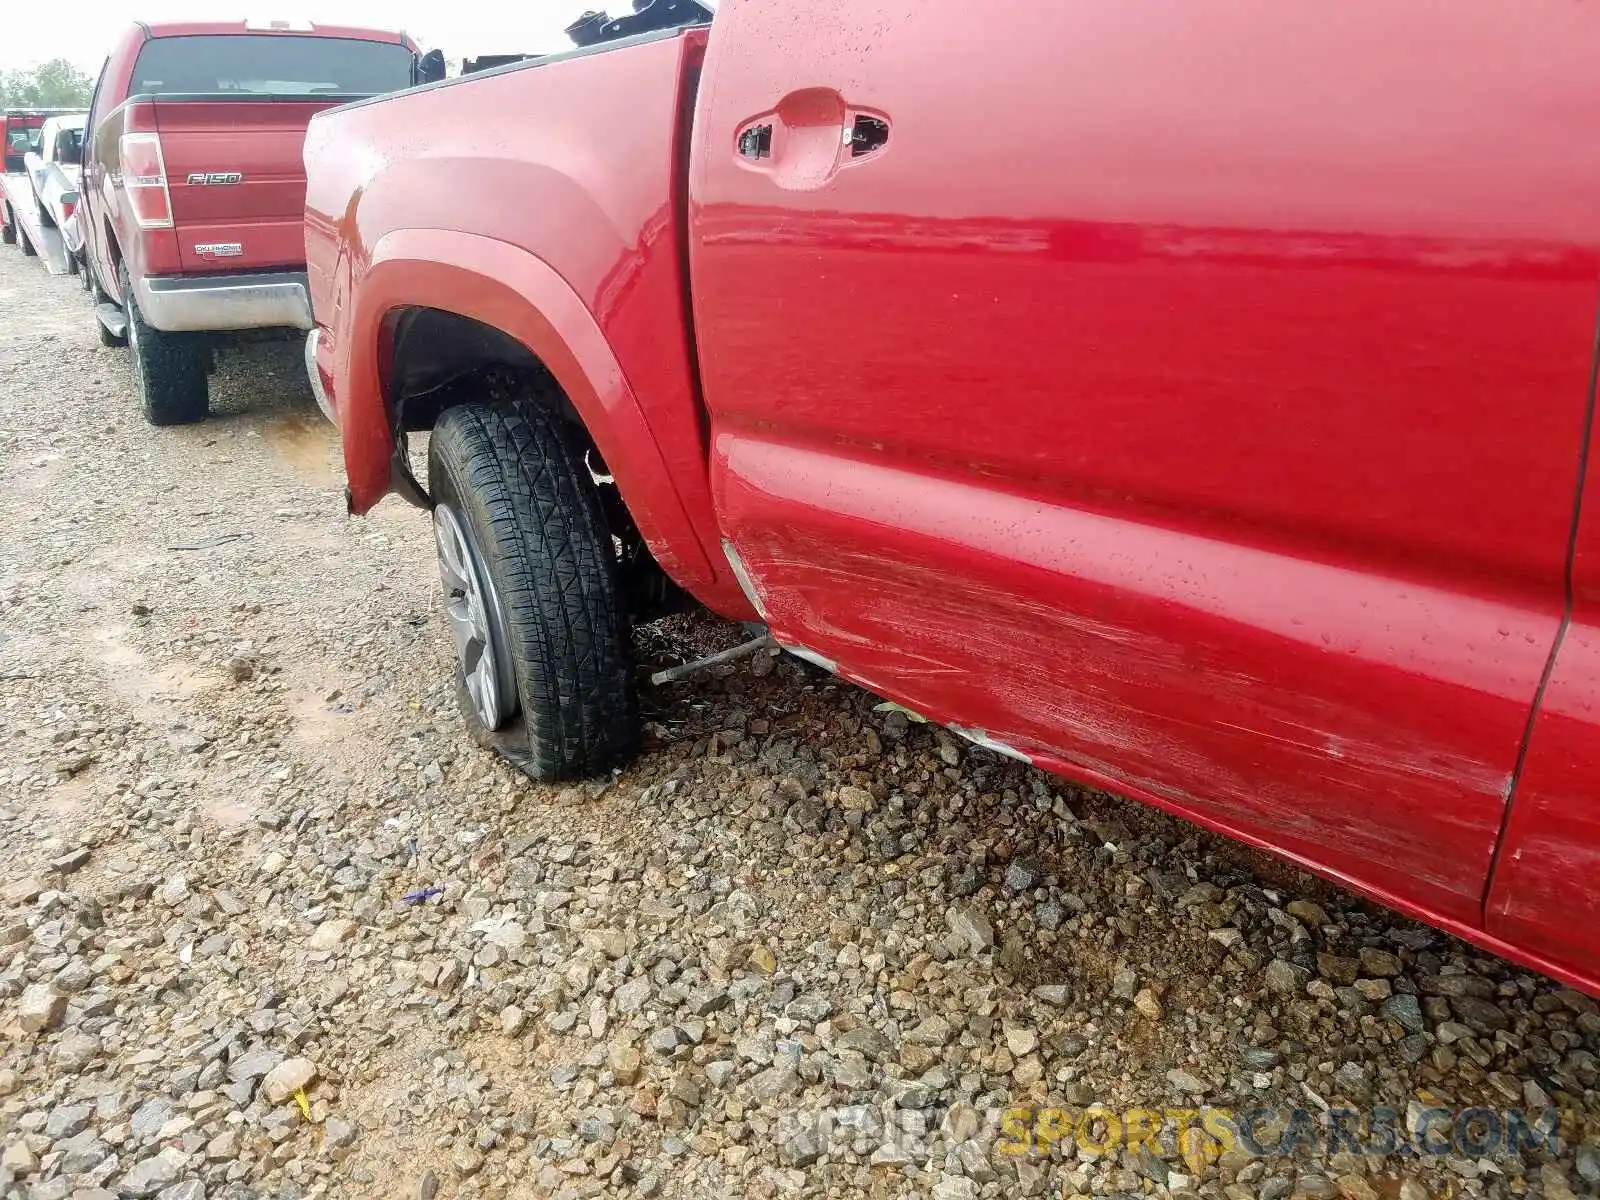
[18,226,35,257]
[1,206,13,245]
[427,397,638,781]
[120,263,207,425]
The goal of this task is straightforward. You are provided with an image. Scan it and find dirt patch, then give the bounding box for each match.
[260,410,341,483]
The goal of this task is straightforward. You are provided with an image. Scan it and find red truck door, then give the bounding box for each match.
[1486,454,1600,984]
[690,0,1600,929]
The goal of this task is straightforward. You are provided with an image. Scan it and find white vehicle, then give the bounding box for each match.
[21,113,86,268]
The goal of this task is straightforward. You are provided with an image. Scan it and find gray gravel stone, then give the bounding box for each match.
[261,1057,317,1104]
[835,1026,894,1062]
[322,1116,356,1152]
[1576,1144,1599,1186]
[1035,898,1065,930]
[905,1015,953,1047]
[58,1129,109,1174]
[1451,995,1510,1033]
[226,1046,283,1084]
[18,983,66,1033]
[1264,959,1310,994]
[748,1064,801,1100]
[946,903,994,953]
[783,995,831,1023]
[932,1177,978,1200]
[50,847,91,874]
[117,1148,186,1198]
[1382,992,1427,1034]
[130,1099,175,1141]
[1357,946,1403,977]
[614,977,652,1013]
[45,1103,93,1139]
[1002,858,1042,892]
[950,863,982,897]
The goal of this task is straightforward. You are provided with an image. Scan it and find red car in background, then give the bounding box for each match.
[79,20,419,425]
[1,110,64,174]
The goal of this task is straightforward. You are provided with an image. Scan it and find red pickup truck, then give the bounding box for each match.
[80,20,418,425]
[304,1,1600,996]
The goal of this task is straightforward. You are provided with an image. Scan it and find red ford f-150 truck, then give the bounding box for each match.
[304,0,1600,997]
[80,19,419,425]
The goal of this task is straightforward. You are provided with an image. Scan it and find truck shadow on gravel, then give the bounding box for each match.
[204,339,318,424]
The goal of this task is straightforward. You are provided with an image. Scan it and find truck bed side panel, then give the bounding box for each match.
[306,31,730,600]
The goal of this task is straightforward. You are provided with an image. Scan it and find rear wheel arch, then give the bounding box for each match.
[103,221,123,292]
[345,231,720,595]
[386,305,587,436]
[385,304,686,625]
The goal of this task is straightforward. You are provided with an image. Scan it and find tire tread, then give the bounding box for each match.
[429,388,637,780]
[121,264,207,425]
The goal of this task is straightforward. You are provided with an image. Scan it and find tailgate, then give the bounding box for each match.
[153,99,335,273]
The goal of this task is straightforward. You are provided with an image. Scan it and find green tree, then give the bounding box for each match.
[0,59,94,109]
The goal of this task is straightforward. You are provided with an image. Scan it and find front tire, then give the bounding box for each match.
[120,263,207,425]
[427,395,638,781]
[18,226,35,257]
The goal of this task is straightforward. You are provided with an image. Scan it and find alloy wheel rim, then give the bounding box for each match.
[432,502,516,729]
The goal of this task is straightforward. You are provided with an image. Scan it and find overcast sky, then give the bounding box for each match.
[0,1,606,74]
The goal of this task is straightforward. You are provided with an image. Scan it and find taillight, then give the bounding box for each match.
[60,195,77,221]
[119,130,172,229]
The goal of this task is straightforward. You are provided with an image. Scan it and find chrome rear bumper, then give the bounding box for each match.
[136,271,313,334]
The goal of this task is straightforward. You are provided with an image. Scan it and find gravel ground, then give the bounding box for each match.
[1,247,1598,1200]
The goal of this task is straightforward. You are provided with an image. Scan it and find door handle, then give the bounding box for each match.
[735,90,890,190]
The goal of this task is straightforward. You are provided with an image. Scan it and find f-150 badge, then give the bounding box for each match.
[186,172,243,185]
